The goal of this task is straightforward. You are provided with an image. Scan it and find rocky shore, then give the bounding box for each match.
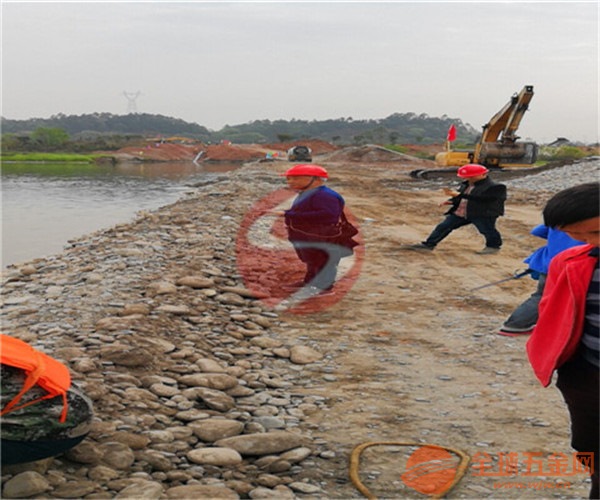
[1,163,338,499]
[1,156,599,499]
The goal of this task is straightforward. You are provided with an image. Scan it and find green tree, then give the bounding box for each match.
[31,127,69,150]
[554,146,586,161]
[1,133,26,152]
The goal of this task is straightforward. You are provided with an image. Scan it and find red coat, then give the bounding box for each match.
[526,244,597,387]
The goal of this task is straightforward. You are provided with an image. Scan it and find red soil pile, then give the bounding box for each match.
[112,142,201,162]
[111,139,341,163]
[202,144,267,162]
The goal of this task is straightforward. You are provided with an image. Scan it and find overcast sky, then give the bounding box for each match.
[1,1,598,143]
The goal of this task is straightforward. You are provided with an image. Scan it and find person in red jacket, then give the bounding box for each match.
[526,182,599,499]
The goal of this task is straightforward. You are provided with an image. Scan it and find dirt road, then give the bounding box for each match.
[265,156,591,498]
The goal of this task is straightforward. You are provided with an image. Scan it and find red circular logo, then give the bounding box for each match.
[235,188,364,314]
[401,446,460,496]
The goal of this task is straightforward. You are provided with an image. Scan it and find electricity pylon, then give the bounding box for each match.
[123,91,141,114]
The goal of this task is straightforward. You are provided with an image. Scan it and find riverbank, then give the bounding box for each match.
[1,156,599,499]
[1,153,105,163]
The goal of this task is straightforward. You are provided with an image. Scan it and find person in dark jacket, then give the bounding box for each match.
[268,164,349,296]
[406,164,507,254]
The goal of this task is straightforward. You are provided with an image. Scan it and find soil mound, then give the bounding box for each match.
[201,144,267,162]
[112,142,201,162]
[110,140,339,163]
[108,140,443,167]
[323,144,436,173]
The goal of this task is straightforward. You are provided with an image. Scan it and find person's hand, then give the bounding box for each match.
[438,200,452,207]
[442,188,460,197]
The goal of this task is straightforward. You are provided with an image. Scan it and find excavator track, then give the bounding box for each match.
[409,167,459,180]
[409,161,570,181]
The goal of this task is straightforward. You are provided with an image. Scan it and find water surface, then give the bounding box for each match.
[1,161,237,267]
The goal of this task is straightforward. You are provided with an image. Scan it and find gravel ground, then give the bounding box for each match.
[503,157,599,191]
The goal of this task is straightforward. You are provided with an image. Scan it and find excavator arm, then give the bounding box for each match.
[501,85,534,143]
[474,85,537,167]
[479,85,534,145]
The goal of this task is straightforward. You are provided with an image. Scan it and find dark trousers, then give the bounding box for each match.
[424,214,502,249]
[557,356,600,499]
[503,274,547,330]
[293,242,341,290]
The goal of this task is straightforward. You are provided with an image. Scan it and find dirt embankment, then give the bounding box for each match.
[109,139,343,163]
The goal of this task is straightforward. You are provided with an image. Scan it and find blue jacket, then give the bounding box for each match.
[525,224,583,278]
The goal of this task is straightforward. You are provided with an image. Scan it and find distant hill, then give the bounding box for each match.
[1,113,212,142]
[1,112,480,145]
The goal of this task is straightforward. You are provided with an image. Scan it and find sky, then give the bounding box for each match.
[1,1,598,144]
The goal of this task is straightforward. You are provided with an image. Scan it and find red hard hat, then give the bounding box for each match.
[457,164,489,178]
[282,164,329,178]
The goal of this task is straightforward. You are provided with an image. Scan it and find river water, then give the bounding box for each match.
[1,161,239,268]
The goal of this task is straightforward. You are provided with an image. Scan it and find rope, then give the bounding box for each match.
[349,442,471,499]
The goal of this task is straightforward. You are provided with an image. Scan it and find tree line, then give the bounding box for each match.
[1,112,480,152]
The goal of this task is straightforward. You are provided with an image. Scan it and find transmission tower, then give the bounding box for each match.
[123,91,141,114]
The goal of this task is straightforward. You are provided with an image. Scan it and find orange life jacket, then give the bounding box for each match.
[0,334,71,423]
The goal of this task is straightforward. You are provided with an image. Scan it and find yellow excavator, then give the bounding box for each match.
[412,85,538,178]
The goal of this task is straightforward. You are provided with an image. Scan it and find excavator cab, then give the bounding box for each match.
[434,150,473,167]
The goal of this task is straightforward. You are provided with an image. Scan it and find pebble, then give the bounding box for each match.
[186,448,243,466]
[165,484,239,499]
[289,345,324,364]
[215,432,306,456]
[114,480,164,499]
[188,419,245,442]
[2,471,51,498]
[288,481,323,494]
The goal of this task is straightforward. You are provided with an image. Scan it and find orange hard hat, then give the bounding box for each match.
[457,164,489,178]
[282,164,329,178]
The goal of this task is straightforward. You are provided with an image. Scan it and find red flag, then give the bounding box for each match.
[446,124,457,142]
